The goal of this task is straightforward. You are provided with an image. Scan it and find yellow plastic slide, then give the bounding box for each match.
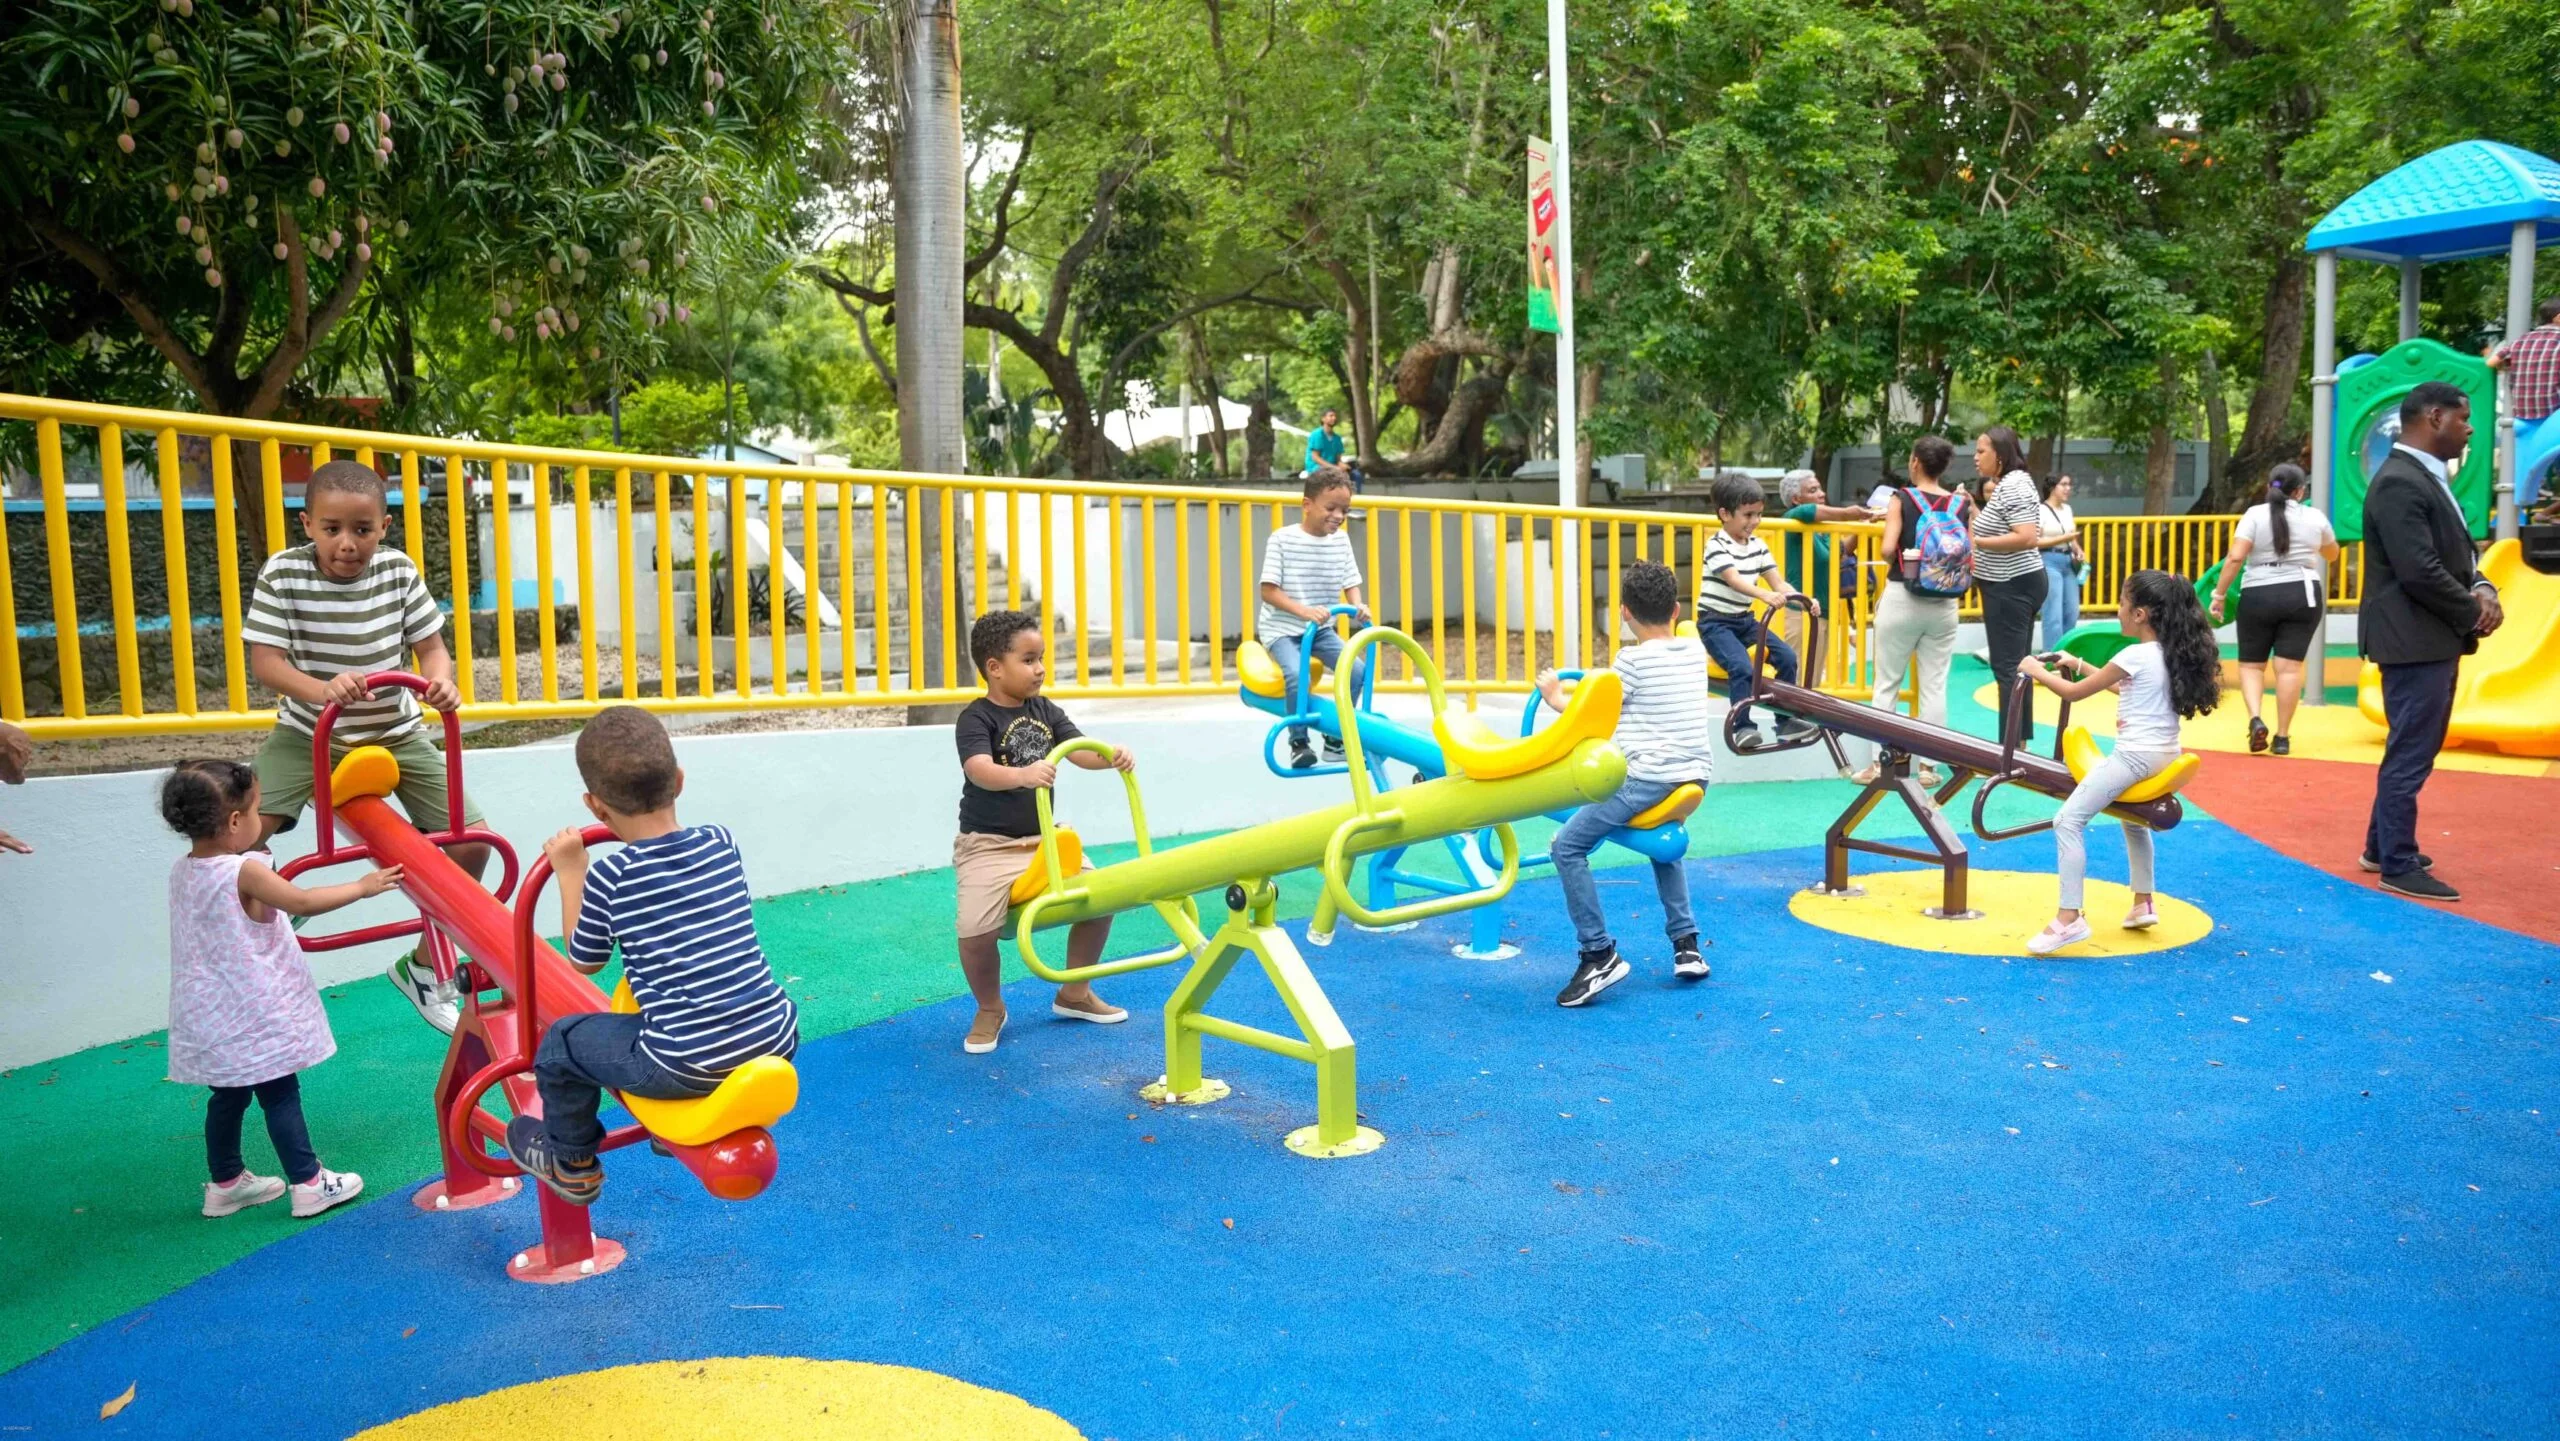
[2357,539,2560,758]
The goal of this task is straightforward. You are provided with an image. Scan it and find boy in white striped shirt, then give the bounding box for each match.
[1535,561,1714,1008]
[241,459,485,1034]
[1257,472,1370,768]
[1697,474,1823,750]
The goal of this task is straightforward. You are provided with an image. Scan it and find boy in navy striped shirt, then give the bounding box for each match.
[507,706,800,1204]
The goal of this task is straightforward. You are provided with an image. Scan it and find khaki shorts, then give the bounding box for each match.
[254,725,486,834]
[955,832,1091,939]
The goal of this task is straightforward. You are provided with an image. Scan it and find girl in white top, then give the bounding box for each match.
[163,759,399,1220]
[2016,571,2223,956]
[2206,464,2341,755]
[2034,472,2083,649]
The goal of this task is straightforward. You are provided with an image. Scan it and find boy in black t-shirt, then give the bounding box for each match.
[952,609,1135,1054]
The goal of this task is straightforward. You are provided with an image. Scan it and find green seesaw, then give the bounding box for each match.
[1007,624,1631,1157]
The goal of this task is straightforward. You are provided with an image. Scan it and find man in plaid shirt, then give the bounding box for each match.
[2487,297,2560,421]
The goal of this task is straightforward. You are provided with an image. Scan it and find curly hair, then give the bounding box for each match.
[1620,559,1680,625]
[160,758,256,840]
[575,706,681,815]
[969,608,1044,672]
[2123,569,2222,718]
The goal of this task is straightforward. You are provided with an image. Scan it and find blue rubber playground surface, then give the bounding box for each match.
[7,819,2558,1436]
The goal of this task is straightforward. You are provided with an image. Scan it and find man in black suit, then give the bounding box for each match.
[2359,381,2505,901]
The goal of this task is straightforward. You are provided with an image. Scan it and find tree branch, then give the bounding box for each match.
[1094,275,1291,402]
[965,131,1033,280]
[25,211,218,408]
[1043,154,1148,349]
[245,213,370,419]
[808,267,902,397]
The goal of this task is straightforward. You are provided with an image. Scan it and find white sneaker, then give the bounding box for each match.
[2121,905,2159,931]
[387,954,461,1036]
[290,1168,364,1218]
[2027,918,2092,956]
[202,1171,287,1218]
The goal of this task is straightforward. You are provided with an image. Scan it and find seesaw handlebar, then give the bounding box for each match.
[1013,739,1203,985]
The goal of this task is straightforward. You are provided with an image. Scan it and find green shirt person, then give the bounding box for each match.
[1776,470,1877,599]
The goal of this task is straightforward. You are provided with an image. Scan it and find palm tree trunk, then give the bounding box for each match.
[895,0,973,702]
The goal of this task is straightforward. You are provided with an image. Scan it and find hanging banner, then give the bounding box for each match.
[1527,138,1560,334]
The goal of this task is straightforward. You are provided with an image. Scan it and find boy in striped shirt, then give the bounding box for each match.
[1258,472,1370,768]
[1697,474,1822,751]
[510,706,800,1204]
[242,459,486,1033]
[1535,561,1715,1007]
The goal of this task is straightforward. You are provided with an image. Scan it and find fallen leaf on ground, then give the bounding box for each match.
[2004,1127,2020,1135]
[2370,971,2393,984]
[1140,1135,1156,1144]
[100,1384,134,1419]
[1222,1218,1235,1229]
[400,1326,416,1339]
[2468,1184,2482,1192]
[2232,1016,2250,1024]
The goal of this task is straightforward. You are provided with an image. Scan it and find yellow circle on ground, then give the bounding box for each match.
[351,1357,1085,1441]
[1789,868,2212,958]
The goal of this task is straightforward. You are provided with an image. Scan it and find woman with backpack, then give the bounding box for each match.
[1852,434,1971,786]
[1970,427,2049,742]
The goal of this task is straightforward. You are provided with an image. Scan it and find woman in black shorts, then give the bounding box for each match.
[2207,464,2339,755]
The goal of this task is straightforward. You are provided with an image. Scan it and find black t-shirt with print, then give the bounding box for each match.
[954,695,1083,837]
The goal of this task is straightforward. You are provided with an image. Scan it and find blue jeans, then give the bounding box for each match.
[1693,609,1796,704]
[2039,550,2082,649]
[534,1012,715,1163]
[1266,628,1368,738]
[207,1074,317,1186]
[1550,777,1700,955]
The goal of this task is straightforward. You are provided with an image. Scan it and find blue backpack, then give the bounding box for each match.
[1899,487,1974,599]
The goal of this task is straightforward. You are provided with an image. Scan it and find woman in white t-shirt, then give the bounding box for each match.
[2015,571,2222,956]
[2205,464,2339,756]
[2034,472,2082,648]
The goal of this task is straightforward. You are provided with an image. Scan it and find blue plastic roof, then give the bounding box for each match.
[2306,141,2560,262]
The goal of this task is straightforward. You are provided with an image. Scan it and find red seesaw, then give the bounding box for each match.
[281,673,797,1283]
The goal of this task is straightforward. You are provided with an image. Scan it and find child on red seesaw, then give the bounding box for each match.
[508,706,800,1204]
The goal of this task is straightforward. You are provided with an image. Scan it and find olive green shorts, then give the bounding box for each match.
[253,725,486,834]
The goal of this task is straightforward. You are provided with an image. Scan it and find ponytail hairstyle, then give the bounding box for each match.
[2263,462,2308,561]
[2123,569,2222,718]
[160,758,256,841]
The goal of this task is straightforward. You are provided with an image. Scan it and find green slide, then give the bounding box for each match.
[2052,560,2237,667]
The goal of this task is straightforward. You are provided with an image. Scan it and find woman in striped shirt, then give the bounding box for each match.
[1968,427,2047,742]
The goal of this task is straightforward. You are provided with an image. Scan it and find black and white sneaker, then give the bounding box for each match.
[1672,938,1710,981]
[1556,950,1631,1007]
[505,1115,602,1206]
[1288,739,1319,770]
[1323,736,1346,762]
[1775,718,1823,744]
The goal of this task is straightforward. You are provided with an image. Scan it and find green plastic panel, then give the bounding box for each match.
[2331,338,2495,542]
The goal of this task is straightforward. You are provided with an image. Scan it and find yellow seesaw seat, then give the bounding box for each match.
[608,980,799,1148]
[2060,727,2199,805]
[1236,640,1329,700]
[1009,828,1084,904]
[1435,668,1623,780]
[1628,782,1704,829]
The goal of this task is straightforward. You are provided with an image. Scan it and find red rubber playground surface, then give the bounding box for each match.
[2184,755,2560,947]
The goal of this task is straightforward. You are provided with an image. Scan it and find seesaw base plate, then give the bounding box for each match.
[1140,1076,1232,1106]
[510,1236,626,1285]
[1285,1124,1385,1159]
[414,1175,519,1213]
[1451,942,1521,960]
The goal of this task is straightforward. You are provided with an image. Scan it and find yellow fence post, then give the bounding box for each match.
[98,422,142,716]
[156,427,196,715]
[36,419,88,719]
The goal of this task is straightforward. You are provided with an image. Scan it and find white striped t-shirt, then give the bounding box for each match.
[1610,635,1717,785]
[1970,471,2044,582]
[1257,524,1363,645]
[241,545,445,742]
[1698,530,1778,615]
[566,824,800,1086]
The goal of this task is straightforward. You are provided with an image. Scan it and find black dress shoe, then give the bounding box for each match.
[2379,869,2460,902]
[2360,852,2432,873]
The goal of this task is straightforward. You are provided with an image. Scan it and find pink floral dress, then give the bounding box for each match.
[166,854,336,1089]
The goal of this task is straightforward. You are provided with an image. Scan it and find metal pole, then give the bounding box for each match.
[1546,0,1580,667]
[2399,260,2421,343]
[2498,221,2534,541]
[2307,249,2338,706]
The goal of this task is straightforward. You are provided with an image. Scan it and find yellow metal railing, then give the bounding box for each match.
[0,393,2353,740]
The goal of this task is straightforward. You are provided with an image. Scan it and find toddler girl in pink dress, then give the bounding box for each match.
[163,759,401,1219]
